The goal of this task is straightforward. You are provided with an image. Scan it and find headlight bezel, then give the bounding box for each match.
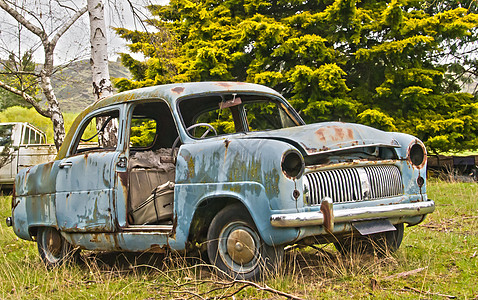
[408,141,427,169]
[281,149,305,180]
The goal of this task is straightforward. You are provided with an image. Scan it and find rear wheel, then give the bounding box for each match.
[37,227,79,268]
[335,223,404,256]
[207,204,283,280]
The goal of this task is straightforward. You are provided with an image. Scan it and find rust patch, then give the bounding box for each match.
[41,161,54,179]
[170,212,177,238]
[315,129,327,142]
[300,142,317,153]
[315,126,356,144]
[118,170,128,188]
[320,198,334,233]
[407,140,427,169]
[214,82,245,88]
[171,87,185,94]
[12,198,20,209]
[224,139,231,148]
[224,139,231,160]
[335,127,354,140]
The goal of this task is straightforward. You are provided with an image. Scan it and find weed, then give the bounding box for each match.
[0,181,477,299]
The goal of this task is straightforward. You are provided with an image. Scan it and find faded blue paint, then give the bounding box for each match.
[246,122,401,155]
[11,195,31,240]
[55,151,117,232]
[10,81,434,256]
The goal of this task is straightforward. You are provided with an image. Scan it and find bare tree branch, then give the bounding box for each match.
[54,0,79,12]
[50,5,87,46]
[0,71,40,76]
[0,0,46,40]
[0,79,50,117]
[0,1,92,150]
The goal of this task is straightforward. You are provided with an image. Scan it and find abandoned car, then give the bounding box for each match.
[7,82,435,279]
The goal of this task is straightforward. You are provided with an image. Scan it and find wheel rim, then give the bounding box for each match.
[218,221,260,274]
[42,228,63,263]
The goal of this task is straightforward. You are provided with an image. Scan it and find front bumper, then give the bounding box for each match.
[270,198,435,229]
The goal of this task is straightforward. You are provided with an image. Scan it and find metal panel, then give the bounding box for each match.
[304,165,403,205]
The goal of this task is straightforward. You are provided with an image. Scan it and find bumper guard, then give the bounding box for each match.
[270,198,435,230]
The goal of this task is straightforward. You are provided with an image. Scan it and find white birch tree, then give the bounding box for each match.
[0,0,87,150]
[87,0,117,147]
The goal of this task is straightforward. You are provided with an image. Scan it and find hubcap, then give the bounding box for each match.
[227,229,255,264]
[45,229,62,258]
[218,221,260,273]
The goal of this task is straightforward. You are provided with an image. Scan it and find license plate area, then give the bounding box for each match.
[352,219,396,236]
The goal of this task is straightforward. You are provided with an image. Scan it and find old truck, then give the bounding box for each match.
[0,122,56,189]
[6,82,435,279]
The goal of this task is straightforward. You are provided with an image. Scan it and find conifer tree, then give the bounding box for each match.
[115,0,478,154]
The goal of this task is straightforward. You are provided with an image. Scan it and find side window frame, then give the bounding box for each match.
[67,106,123,157]
[126,99,178,152]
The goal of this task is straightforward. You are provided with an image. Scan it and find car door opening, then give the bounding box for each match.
[127,101,178,226]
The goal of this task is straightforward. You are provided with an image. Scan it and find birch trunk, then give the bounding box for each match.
[87,0,117,147]
[41,49,65,150]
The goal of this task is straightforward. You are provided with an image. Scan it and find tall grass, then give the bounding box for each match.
[0,181,477,299]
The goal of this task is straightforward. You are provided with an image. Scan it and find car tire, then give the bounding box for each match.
[335,223,404,256]
[207,204,284,280]
[37,227,79,268]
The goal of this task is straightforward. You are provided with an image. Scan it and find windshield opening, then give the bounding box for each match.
[179,94,301,139]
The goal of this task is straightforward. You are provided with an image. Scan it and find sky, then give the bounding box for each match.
[0,0,168,65]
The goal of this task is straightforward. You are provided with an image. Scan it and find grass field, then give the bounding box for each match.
[1,181,477,299]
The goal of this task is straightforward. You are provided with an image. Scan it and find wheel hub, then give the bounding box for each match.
[46,229,62,257]
[227,229,255,265]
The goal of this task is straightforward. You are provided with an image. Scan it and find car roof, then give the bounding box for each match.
[57,82,282,159]
[89,82,280,112]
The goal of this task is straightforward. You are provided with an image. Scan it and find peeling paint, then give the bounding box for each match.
[171,87,185,94]
[10,82,433,261]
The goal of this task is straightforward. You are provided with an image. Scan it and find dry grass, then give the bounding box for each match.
[1,180,477,299]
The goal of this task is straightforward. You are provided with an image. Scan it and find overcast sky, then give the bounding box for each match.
[0,0,168,65]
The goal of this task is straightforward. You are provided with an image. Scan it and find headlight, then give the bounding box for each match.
[281,150,305,179]
[408,142,427,168]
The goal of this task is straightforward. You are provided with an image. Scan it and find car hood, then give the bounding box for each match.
[244,122,401,155]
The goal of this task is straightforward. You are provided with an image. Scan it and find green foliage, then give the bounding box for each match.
[0,51,40,110]
[115,0,478,153]
[0,106,81,144]
[357,109,397,132]
[113,27,178,91]
[130,119,157,147]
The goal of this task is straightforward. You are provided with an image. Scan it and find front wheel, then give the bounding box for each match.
[207,204,283,280]
[37,227,79,268]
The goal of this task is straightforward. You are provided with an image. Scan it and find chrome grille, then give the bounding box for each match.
[304,165,403,205]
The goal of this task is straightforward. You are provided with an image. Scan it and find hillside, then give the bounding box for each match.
[51,60,131,112]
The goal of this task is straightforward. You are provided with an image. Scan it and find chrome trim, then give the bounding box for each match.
[270,200,435,228]
[121,225,173,232]
[307,143,400,156]
[304,165,403,205]
[6,216,12,227]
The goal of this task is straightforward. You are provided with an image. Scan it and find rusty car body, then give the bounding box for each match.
[7,82,435,279]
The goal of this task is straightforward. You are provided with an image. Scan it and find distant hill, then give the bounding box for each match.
[51,60,131,112]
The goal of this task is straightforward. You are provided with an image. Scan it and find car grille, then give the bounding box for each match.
[304,165,403,205]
